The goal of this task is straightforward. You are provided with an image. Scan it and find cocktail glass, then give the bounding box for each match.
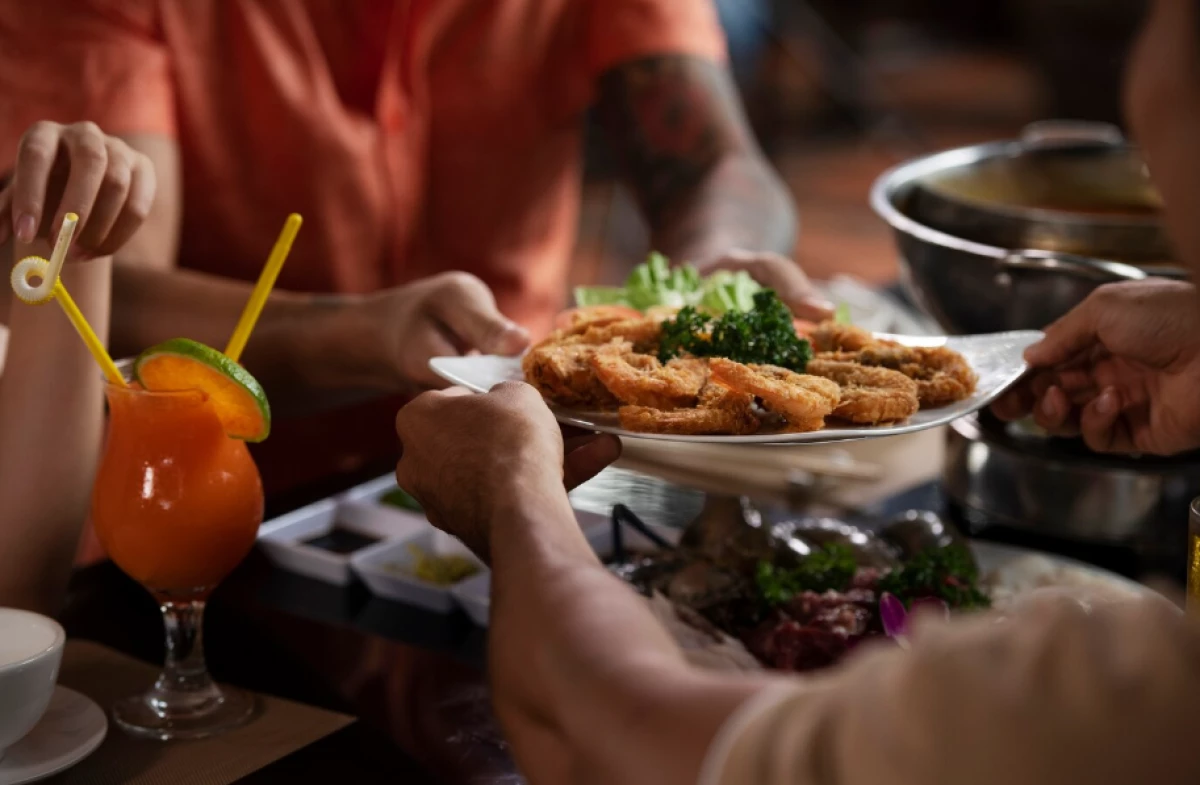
[91,376,264,740]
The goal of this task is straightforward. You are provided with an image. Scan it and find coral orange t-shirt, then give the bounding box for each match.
[0,0,725,338]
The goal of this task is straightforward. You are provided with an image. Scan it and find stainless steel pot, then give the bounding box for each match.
[871,121,1187,335]
[945,412,1200,567]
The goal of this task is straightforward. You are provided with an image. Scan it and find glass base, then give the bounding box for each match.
[113,683,255,741]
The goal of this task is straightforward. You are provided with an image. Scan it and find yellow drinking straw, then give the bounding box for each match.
[224,213,302,362]
[9,213,127,387]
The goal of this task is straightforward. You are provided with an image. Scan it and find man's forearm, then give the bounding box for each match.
[487,487,770,785]
[652,154,796,263]
[598,55,798,264]
[111,264,379,414]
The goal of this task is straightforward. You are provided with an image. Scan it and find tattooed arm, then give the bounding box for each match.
[598,56,829,318]
[598,55,793,259]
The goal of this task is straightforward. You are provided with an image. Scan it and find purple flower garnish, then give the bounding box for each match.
[880,593,908,639]
[880,593,950,648]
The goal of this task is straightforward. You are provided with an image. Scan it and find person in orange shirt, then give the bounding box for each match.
[0,1,823,498]
[0,122,155,614]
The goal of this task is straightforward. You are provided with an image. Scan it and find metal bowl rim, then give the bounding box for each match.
[869,139,1175,265]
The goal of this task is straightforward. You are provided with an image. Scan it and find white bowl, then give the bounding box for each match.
[0,608,65,761]
[257,498,425,586]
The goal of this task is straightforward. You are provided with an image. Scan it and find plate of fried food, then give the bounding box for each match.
[430,256,1040,443]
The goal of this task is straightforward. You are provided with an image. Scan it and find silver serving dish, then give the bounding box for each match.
[871,121,1187,334]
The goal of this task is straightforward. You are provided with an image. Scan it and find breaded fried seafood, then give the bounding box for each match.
[709,358,840,432]
[852,345,978,407]
[522,340,618,410]
[619,382,760,436]
[804,358,920,425]
[590,343,707,410]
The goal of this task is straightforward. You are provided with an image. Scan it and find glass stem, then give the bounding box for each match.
[149,600,223,715]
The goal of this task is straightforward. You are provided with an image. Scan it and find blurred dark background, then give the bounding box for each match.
[574,0,1146,288]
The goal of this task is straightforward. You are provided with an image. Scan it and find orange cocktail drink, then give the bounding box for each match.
[92,383,263,600]
[89,369,265,741]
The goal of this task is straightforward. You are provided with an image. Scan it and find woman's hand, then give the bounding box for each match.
[0,120,156,257]
[992,280,1200,455]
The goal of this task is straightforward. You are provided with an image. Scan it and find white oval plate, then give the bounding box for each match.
[429,331,1041,444]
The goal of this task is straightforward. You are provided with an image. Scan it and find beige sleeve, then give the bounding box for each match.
[702,597,1200,785]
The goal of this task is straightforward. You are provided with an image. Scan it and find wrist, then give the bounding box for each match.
[486,475,593,564]
[279,293,385,391]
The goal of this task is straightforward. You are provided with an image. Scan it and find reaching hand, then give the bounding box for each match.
[393,382,621,558]
[0,121,156,257]
[991,279,1200,455]
[696,250,833,323]
[355,272,531,389]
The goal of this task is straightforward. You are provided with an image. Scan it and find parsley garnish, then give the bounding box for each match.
[755,544,858,607]
[658,290,813,371]
[876,545,990,610]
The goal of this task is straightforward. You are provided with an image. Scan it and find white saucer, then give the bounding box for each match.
[0,686,107,785]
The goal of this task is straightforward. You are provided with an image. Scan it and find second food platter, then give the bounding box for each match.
[430,330,1040,444]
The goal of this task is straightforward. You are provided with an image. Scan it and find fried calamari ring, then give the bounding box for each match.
[619,382,760,435]
[804,359,919,425]
[708,358,840,432]
[852,345,978,407]
[591,343,708,410]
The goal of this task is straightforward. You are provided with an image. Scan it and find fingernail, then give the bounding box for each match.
[15,213,35,243]
[1096,389,1118,416]
[496,324,530,354]
[1041,392,1058,418]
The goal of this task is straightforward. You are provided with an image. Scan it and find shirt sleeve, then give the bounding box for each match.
[586,0,728,78]
[702,595,1200,785]
[0,0,174,170]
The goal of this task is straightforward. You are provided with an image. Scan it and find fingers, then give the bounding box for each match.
[92,152,156,256]
[51,122,109,243]
[563,433,621,490]
[990,383,1035,422]
[1031,385,1079,436]
[1078,387,1130,454]
[427,272,530,356]
[10,121,63,244]
[5,121,157,256]
[0,184,11,247]
[1024,296,1104,367]
[74,137,135,252]
[404,323,466,388]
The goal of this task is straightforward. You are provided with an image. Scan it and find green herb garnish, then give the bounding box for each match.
[658,290,813,371]
[755,544,858,607]
[380,487,423,513]
[876,545,990,610]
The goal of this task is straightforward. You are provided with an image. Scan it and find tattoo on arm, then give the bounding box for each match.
[597,56,795,259]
